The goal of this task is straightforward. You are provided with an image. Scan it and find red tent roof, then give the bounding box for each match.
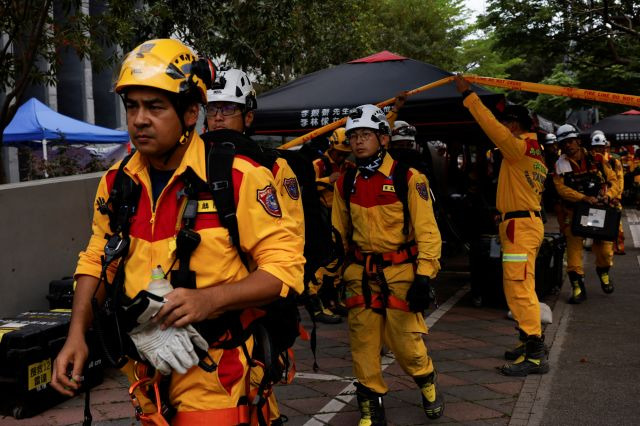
[349,50,407,63]
[622,109,640,115]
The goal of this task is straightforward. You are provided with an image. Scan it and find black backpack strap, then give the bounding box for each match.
[342,167,358,214]
[392,161,411,235]
[320,155,332,178]
[205,135,249,268]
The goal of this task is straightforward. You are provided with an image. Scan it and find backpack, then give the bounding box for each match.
[96,130,304,423]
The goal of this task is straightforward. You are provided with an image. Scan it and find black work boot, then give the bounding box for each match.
[567,271,587,304]
[500,335,550,377]
[505,328,548,361]
[596,266,614,294]
[415,371,445,420]
[504,328,527,361]
[355,383,387,426]
[307,294,342,324]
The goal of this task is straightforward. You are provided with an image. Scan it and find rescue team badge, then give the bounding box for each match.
[283,177,300,200]
[416,182,429,200]
[257,185,282,218]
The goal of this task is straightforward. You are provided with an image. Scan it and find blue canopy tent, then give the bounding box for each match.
[3,98,129,176]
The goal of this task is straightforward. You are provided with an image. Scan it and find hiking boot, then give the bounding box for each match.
[355,383,387,426]
[567,271,587,304]
[271,415,288,425]
[500,335,549,377]
[596,267,614,294]
[505,328,548,361]
[307,294,342,324]
[504,328,527,361]
[330,300,349,317]
[415,372,445,420]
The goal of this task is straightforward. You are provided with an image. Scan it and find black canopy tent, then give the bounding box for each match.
[252,51,505,143]
[581,110,640,146]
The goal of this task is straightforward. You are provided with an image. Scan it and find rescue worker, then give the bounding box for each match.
[310,127,355,322]
[553,124,619,302]
[542,133,564,229]
[50,39,304,424]
[333,104,445,424]
[590,131,625,255]
[455,75,549,377]
[205,67,305,235]
[205,67,303,425]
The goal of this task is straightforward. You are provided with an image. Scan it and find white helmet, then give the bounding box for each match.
[556,123,580,143]
[206,68,257,110]
[544,133,557,145]
[345,104,390,135]
[591,130,609,147]
[391,120,416,142]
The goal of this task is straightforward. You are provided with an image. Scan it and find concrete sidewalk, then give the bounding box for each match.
[2,209,638,425]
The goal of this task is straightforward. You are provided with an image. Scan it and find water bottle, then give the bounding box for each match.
[148,265,173,297]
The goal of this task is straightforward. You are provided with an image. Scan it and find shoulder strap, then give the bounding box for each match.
[321,155,332,178]
[342,167,358,214]
[392,161,411,235]
[206,140,249,268]
[101,153,140,235]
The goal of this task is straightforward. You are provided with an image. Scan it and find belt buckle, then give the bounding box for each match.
[364,255,377,277]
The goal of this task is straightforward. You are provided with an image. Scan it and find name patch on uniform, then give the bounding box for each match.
[283,177,300,200]
[197,199,217,213]
[257,185,282,218]
[416,182,429,200]
[382,184,395,192]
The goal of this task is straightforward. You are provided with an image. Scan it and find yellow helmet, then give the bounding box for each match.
[114,39,213,103]
[329,127,350,152]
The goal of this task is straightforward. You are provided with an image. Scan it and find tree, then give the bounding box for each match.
[0,0,130,182]
[476,0,640,118]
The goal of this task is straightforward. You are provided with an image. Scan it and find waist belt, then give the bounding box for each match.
[353,243,418,269]
[172,406,250,426]
[346,293,409,312]
[503,210,541,220]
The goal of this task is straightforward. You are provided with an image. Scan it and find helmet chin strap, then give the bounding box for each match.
[162,127,192,166]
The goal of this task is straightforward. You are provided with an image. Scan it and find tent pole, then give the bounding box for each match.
[42,138,49,178]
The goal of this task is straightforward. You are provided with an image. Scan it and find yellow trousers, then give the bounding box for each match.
[499,215,544,337]
[309,259,341,296]
[563,209,613,275]
[343,262,433,395]
[122,338,254,415]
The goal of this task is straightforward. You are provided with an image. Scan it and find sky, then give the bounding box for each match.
[464,0,487,19]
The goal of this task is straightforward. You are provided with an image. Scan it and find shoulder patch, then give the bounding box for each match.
[416,182,429,201]
[283,177,300,200]
[257,184,282,218]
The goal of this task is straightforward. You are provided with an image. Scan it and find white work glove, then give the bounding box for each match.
[128,322,209,375]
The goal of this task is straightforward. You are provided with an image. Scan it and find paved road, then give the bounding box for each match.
[2,210,639,425]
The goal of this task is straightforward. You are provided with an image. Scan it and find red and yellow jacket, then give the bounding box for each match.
[272,157,305,234]
[553,150,619,203]
[75,133,305,299]
[332,152,441,278]
[463,92,547,214]
[313,154,354,208]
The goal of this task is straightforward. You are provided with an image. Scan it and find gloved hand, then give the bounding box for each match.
[406,275,436,313]
[128,323,209,375]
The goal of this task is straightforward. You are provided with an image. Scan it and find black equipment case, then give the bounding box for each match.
[535,233,566,298]
[0,311,103,419]
[46,277,75,310]
[570,202,621,241]
[470,232,567,306]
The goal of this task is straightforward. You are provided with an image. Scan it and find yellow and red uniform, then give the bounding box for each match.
[313,154,355,208]
[332,151,441,394]
[76,133,304,418]
[272,157,305,233]
[463,92,547,338]
[553,150,619,275]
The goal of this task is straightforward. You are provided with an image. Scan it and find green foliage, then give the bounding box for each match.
[476,0,640,118]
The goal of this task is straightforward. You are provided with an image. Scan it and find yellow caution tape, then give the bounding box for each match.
[278,77,455,150]
[464,75,640,108]
[277,74,639,151]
